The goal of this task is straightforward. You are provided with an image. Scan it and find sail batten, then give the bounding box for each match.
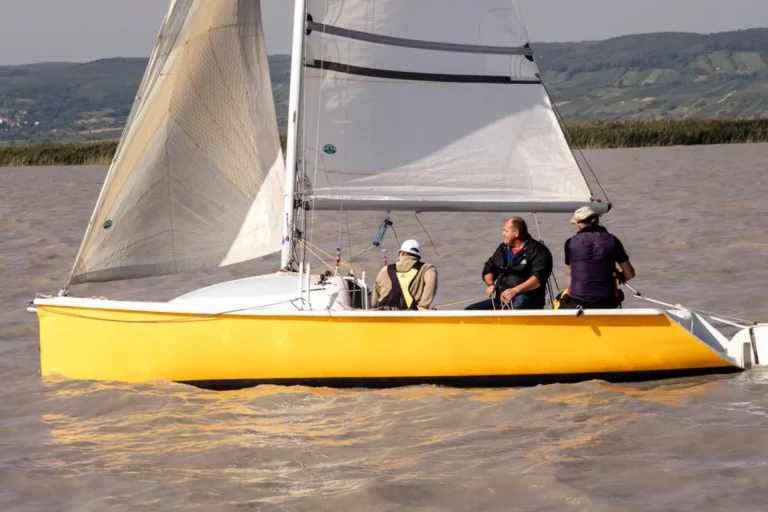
[305,61,541,84]
[306,21,536,56]
[300,0,596,212]
[71,0,285,285]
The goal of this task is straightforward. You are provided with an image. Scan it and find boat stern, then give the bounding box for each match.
[728,325,768,369]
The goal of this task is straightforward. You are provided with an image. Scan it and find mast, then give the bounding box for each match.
[281,0,308,270]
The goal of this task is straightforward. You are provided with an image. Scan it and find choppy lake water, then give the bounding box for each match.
[2,144,768,511]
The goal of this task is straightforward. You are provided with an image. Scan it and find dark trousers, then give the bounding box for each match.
[465,294,543,311]
[555,292,621,310]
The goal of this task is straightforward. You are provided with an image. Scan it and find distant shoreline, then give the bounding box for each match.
[1,119,767,167]
[565,118,768,149]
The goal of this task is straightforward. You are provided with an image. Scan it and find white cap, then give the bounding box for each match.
[399,239,422,258]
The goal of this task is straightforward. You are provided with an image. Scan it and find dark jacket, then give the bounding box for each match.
[482,239,553,306]
[565,226,629,303]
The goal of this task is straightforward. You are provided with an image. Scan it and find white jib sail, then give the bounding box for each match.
[299,0,598,212]
[70,0,285,284]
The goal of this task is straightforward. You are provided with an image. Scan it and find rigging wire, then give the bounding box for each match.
[304,0,329,271]
[344,210,355,272]
[533,212,561,308]
[389,222,401,248]
[415,213,441,257]
[337,0,353,261]
[538,76,610,204]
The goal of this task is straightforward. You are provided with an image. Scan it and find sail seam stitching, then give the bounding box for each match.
[206,29,264,170]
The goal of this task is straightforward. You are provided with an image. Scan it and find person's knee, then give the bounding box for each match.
[465,299,494,311]
[513,295,543,310]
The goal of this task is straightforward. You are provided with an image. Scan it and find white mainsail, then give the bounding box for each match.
[297,0,601,213]
[71,0,285,284]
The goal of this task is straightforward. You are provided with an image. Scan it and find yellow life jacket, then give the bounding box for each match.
[379,262,425,310]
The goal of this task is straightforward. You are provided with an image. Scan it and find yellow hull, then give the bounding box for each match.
[36,303,740,389]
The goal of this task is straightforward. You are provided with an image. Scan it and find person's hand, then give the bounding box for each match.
[486,284,497,297]
[500,287,518,305]
[616,271,627,284]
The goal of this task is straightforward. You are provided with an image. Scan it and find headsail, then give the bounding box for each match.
[298,0,604,213]
[70,0,285,284]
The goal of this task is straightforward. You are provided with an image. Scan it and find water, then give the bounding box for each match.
[2,144,768,511]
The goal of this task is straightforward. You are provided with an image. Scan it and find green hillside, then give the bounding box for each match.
[535,28,768,122]
[1,28,767,145]
[0,56,292,146]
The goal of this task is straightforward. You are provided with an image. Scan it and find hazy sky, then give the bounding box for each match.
[0,0,765,65]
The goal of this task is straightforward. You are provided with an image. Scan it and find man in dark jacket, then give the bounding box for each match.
[557,206,635,310]
[466,217,553,310]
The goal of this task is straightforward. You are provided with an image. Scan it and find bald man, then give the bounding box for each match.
[466,217,553,310]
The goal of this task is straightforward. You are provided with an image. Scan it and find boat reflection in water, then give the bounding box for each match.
[38,374,755,508]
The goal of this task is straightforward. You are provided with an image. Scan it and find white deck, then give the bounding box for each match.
[35,271,672,318]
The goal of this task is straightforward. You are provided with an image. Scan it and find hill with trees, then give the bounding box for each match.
[1,29,766,145]
[534,28,768,122]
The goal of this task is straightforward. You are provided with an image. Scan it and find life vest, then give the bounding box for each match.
[378,262,425,310]
[568,229,618,302]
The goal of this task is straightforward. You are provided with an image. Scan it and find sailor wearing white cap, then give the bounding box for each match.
[372,240,438,311]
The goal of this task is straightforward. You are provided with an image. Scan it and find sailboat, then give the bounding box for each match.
[30,0,767,389]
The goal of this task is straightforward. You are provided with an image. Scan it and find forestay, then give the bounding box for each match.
[300,0,602,213]
[70,0,285,284]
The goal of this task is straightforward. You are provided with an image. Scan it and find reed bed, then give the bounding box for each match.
[0,141,119,167]
[565,118,768,149]
[2,120,767,167]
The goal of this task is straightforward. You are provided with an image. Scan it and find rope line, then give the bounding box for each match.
[350,245,377,259]
[299,240,347,273]
[434,296,488,310]
[37,300,302,324]
[623,284,757,326]
[694,310,757,326]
